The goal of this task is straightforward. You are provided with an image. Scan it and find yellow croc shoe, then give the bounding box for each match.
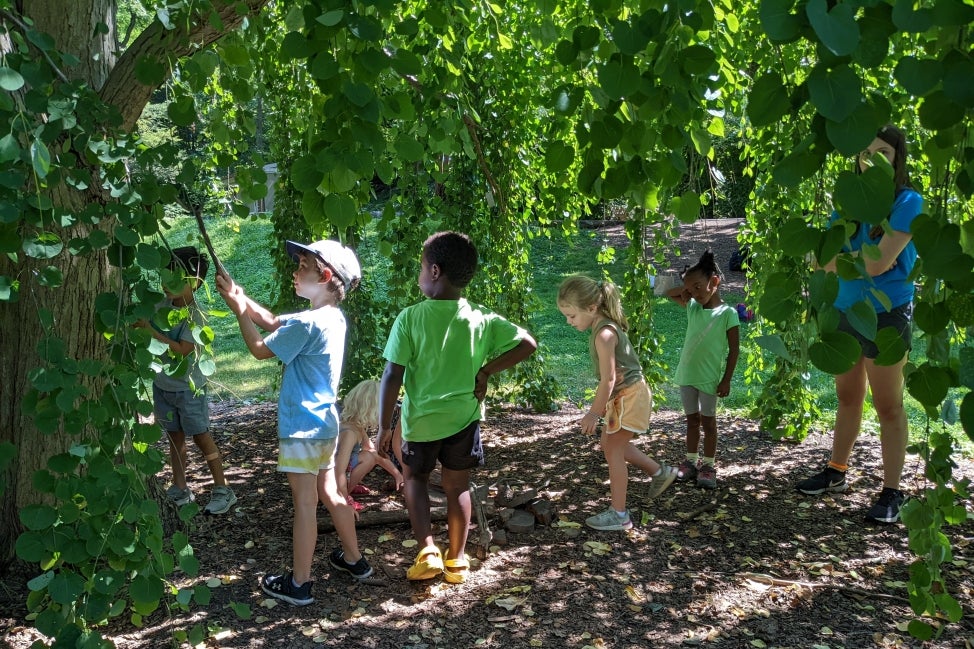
[406,545,443,581]
[443,551,470,584]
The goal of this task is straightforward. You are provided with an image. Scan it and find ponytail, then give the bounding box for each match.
[558,274,630,332]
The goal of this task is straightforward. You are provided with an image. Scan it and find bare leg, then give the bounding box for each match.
[601,429,634,511]
[864,356,909,489]
[375,455,404,490]
[348,450,377,491]
[192,432,228,486]
[402,463,434,548]
[287,472,319,585]
[317,467,364,563]
[831,357,868,467]
[440,467,472,562]
[700,415,718,459]
[168,431,189,489]
[685,413,701,455]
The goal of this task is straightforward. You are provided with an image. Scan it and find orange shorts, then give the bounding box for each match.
[604,380,652,435]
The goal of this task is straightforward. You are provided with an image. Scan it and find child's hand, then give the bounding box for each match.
[216,274,246,315]
[132,319,150,329]
[474,369,490,401]
[579,411,600,436]
[717,378,731,398]
[376,427,393,458]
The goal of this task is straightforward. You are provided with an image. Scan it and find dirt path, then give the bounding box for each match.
[5,400,970,649]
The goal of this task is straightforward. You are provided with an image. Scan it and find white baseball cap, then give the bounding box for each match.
[285,239,361,291]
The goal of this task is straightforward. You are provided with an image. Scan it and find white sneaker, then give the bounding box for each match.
[204,486,237,514]
[647,465,677,499]
[166,485,194,506]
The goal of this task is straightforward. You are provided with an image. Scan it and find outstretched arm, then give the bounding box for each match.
[215,274,277,360]
[475,334,538,400]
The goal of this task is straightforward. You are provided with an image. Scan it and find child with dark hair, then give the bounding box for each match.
[138,246,237,515]
[666,250,740,489]
[377,231,537,584]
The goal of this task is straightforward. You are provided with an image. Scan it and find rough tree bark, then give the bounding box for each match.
[0,0,272,569]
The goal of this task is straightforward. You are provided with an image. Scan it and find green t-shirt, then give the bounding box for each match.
[674,300,740,394]
[383,298,527,442]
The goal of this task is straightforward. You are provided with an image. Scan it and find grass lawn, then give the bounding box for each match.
[158,214,970,454]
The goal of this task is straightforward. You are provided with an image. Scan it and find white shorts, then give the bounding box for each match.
[278,437,337,474]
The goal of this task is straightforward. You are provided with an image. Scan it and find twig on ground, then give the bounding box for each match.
[679,502,718,521]
[740,572,911,604]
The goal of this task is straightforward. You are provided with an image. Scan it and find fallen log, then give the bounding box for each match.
[318,507,446,533]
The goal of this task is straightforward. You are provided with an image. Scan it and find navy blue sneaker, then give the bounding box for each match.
[261,572,313,606]
[329,548,374,579]
[796,466,847,495]
[865,487,906,524]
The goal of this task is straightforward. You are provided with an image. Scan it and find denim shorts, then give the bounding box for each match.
[153,384,209,436]
[837,302,913,360]
[401,420,484,474]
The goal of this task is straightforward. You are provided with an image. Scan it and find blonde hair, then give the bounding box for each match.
[341,379,379,430]
[557,274,629,331]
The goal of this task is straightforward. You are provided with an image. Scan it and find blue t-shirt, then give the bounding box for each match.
[265,305,346,440]
[832,188,923,312]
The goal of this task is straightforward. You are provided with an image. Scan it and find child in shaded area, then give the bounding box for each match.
[217,238,371,607]
[666,250,740,489]
[558,274,676,531]
[138,246,236,515]
[335,379,404,512]
[377,231,537,584]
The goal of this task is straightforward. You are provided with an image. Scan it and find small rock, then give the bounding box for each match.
[491,529,508,546]
[526,498,555,525]
[505,509,536,534]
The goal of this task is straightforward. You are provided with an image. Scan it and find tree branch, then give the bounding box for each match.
[99,0,273,129]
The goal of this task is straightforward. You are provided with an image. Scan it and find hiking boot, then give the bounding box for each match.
[329,548,374,579]
[647,465,677,499]
[676,459,698,482]
[204,486,237,515]
[585,507,633,531]
[865,487,906,524]
[697,464,717,489]
[165,485,194,506]
[260,572,313,606]
[796,466,848,495]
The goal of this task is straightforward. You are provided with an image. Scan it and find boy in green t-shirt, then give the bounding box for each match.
[377,232,537,584]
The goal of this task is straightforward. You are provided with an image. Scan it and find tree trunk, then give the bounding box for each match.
[0,0,271,569]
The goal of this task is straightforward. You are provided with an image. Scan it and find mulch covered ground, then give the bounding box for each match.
[5,400,972,648]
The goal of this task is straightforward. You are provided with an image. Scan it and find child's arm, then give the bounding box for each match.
[136,320,195,357]
[582,327,618,436]
[474,334,538,401]
[215,275,277,360]
[716,325,740,398]
[334,425,355,497]
[667,285,691,307]
[377,361,405,458]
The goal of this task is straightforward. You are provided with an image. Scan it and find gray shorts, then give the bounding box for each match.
[680,385,717,418]
[153,384,209,436]
[837,302,913,360]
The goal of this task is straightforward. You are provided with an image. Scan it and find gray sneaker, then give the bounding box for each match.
[166,485,194,506]
[585,507,633,531]
[697,464,717,489]
[647,465,677,499]
[204,486,237,514]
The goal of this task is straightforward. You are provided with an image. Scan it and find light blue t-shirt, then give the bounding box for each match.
[832,188,923,312]
[265,305,346,440]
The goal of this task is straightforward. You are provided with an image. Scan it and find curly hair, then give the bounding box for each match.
[423,231,478,288]
[341,379,379,430]
[682,250,721,281]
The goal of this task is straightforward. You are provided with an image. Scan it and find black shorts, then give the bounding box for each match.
[837,302,913,360]
[401,420,484,474]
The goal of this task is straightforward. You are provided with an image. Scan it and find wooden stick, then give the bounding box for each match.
[176,186,228,278]
[317,507,446,533]
[740,572,910,604]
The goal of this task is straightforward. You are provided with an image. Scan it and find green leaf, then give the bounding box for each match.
[134,56,166,86]
[772,151,821,187]
[913,301,949,335]
[807,64,862,122]
[959,347,974,389]
[49,570,85,605]
[779,218,818,257]
[681,45,716,75]
[280,32,310,60]
[291,155,323,192]
[806,0,859,56]
[834,167,894,224]
[755,334,793,361]
[322,193,358,229]
[229,601,252,620]
[905,363,952,409]
[597,60,640,99]
[825,102,883,156]
[37,266,63,288]
[894,57,942,98]
[317,9,344,26]
[671,192,701,224]
[30,139,51,179]
[611,19,647,55]
[907,619,934,641]
[847,300,877,340]
[809,331,860,374]
[0,133,20,163]
[130,574,164,605]
[809,269,839,310]
[918,91,964,131]
[747,74,791,128]
[760,0,803,42]
[758,272,801,325]
[27,571,54,592]
[20,504,58,530]
[961,392,974,444]
[0,66,25,91]
[892,0,933,32]
[23,233,63,259]
[942,58,974,108]
[167,96,197,128]
[545,141,575,174]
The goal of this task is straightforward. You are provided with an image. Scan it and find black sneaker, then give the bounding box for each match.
[796,466,848,495]
[260,572,313,606]
[865,487,906,524]
[329,548,374,579]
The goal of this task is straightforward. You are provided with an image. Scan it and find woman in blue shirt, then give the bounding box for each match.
[796,125,923,525]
